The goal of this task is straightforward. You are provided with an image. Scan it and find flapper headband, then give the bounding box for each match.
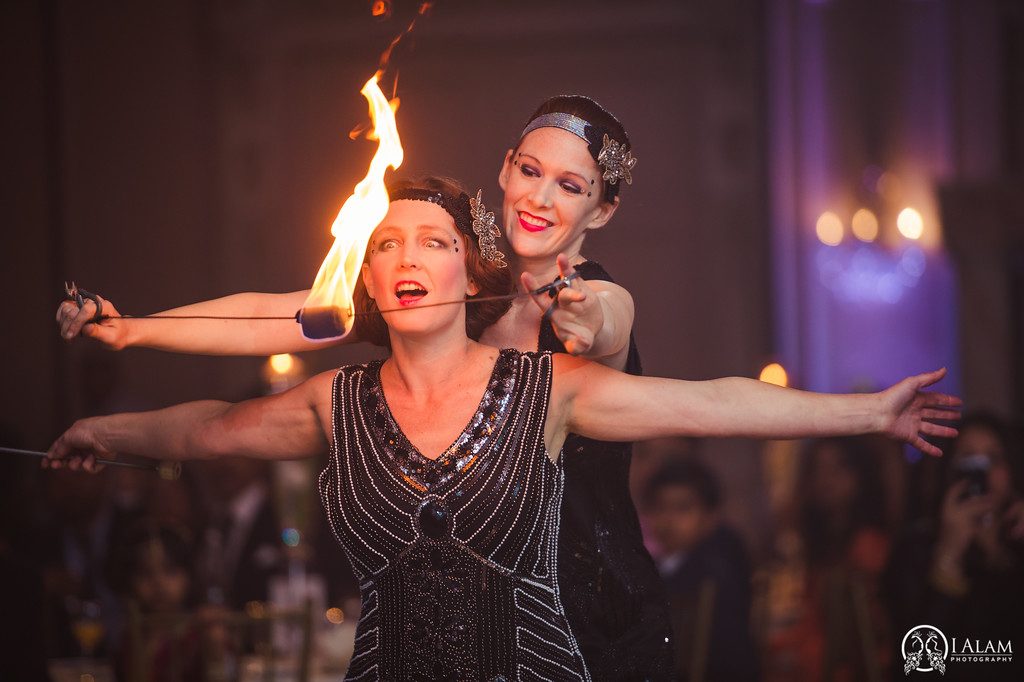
[388,187,507,268]
[519,112,637,186]
[521,112,591,145]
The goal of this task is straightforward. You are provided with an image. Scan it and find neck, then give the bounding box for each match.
[511,245,587,283]
[385,323,478,394]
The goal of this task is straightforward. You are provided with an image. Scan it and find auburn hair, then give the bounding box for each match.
[352,176,514,347]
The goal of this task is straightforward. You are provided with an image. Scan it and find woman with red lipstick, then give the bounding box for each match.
[48,177,960,682]
[57,98,685,678]
[485,97,675,680]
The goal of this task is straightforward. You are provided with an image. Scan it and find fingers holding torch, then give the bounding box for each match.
[57,283,128,349]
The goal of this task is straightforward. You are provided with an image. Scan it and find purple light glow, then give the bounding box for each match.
[815,243,927,304]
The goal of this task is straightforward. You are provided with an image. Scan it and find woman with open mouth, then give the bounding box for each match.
[48,176,960,681]
[56,95,678,679]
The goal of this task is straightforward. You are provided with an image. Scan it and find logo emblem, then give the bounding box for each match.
[902,625,948,675]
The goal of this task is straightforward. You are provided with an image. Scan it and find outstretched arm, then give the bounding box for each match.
[550,355,960,457]
[57,289,356,355]
[46,371,336,471]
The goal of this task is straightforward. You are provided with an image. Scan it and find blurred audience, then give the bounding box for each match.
[885,412,1024,680]
[765,436,893,682]
[113,521,209,682]
[39,466,121,659]
[195,457,283,609]
[643,460,759,681]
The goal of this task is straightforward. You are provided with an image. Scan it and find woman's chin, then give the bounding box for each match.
[383,315,455,342]
[506,235,554,261]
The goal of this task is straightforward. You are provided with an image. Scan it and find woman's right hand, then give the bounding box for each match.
[56,294,129,350]
[44,417,111,473]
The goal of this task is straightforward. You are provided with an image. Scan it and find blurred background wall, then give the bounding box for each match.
[1,0,1022,548]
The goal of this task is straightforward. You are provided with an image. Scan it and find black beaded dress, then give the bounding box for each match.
[318,349,590,681]
[540,261,674,681]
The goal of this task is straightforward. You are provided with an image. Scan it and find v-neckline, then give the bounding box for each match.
[371,348,512,465]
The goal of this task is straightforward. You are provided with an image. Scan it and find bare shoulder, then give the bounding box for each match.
[550,353,606,400]
[299,369,342,410]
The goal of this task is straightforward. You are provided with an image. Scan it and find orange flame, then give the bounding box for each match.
[298,74,403,340]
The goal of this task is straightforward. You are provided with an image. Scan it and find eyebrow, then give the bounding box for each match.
[518,152,591,185]
[374,223,456,238]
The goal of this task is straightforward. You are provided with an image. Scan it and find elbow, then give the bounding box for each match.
[189,409,235,460]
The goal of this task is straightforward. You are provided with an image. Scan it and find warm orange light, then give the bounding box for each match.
[815,212,843,246]
[268,353,295,375]
[299,75,404,340]
[325,607,345,624]
[897,207,924,240]
[851,208,879,242]
[759,362,789,388]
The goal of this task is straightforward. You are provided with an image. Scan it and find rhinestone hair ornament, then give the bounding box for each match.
[469,190,508,268]
[520,112,637,186]
[388,187,508,267]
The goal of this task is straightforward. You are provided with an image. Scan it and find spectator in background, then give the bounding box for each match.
[196,457,283,609]
[885,412,1024,681]
[112,521,207,682]
[768,436,893,682]
[643,460,758,681]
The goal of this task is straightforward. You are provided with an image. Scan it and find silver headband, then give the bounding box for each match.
[519,113,636,187]
[520,112,591,145]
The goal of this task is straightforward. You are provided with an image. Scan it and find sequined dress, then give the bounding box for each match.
[540,261,674,681]
[318,349,590,681]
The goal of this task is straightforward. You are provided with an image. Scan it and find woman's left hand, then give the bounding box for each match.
[521,254,603,355]
[877,368,962,456]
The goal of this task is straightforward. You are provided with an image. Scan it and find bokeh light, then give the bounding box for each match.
[815,211,843,246]
[269,353,295,375]
[851,208,879,242]
[281,527,301,547]
[897,208,924,240]
[325,607,345,624]
[759,362,789,387]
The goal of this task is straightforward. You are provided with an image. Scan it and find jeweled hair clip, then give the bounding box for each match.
[469,190,508,268]
[597,134,637,186]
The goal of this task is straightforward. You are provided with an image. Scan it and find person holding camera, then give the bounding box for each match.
[885,412,1024,678]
